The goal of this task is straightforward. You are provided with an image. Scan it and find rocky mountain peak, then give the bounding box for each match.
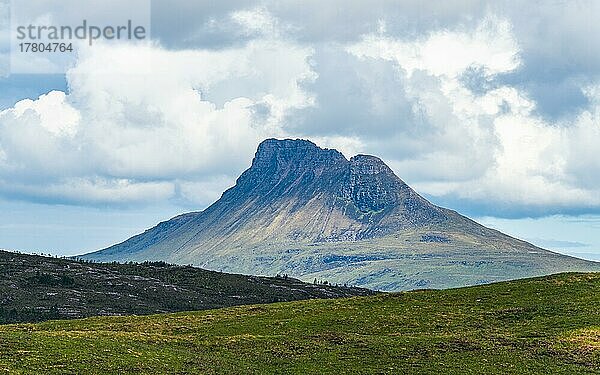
[252,138,346,172]
[230,139,348,197]
[238,139,413,211]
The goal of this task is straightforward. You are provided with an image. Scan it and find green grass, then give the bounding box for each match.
[1,273,599,374]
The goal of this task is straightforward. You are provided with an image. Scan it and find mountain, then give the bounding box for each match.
[0,250,373,324]
[82,139,600,291]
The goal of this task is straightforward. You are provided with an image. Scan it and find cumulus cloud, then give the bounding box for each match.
[1,4,600,218]
[0,12,315,205]
[332,15,600,215]
[231,7,280,37]
[328,15,518,183]
[348,16,520,79]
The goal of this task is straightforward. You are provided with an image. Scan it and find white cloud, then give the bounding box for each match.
[7,91,80,137]
[231,7,279,37]
[343,16,518,182]
[311,135,365,160]
[342,15,600,213]
[1,6,600,217]
[0,34,315,204]
[563,86,600,189]
[348,16,520,79]
[0,177,174,205]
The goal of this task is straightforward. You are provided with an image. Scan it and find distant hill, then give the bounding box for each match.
[0,250,373,324]
[1,272,598,374]
[82,138,600,291]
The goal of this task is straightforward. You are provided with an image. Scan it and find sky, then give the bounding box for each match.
[0,0,599,259]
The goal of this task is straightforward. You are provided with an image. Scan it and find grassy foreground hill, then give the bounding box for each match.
[0,273,599,374]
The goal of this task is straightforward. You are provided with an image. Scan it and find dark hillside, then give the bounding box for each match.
[0,250,373,324]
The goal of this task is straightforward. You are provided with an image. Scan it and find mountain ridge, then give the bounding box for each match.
[83,138,600,291]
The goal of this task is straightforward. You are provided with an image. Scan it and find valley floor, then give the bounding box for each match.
[0,273,599,374]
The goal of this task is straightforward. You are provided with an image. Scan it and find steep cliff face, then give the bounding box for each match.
[216,139,452,242]
[82,139,600,291]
